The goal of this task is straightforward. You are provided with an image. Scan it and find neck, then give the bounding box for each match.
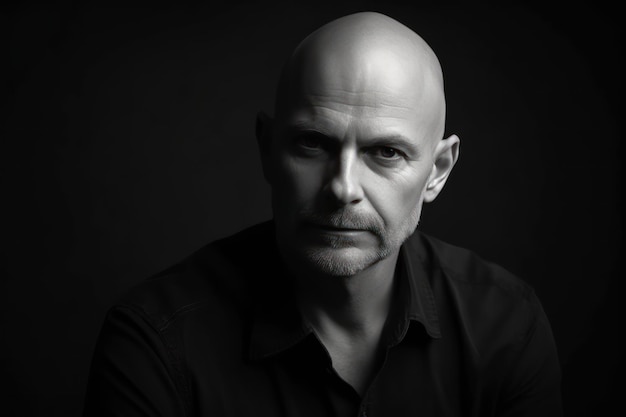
[296,250,399,337]
[294,250,400,395]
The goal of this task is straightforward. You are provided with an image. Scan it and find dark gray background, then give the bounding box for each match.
[3,1,622,416]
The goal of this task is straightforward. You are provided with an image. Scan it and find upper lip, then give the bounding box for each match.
[307,222,362,231]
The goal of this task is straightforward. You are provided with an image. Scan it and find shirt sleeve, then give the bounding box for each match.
[495,293,563,417]
[83,305,189,417]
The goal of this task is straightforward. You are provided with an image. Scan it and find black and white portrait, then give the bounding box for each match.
[3,1,621,416]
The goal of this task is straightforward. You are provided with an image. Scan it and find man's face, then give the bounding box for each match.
[266,62,443,277]
[260,34,450,277]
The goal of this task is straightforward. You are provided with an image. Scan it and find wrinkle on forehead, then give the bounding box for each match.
[274,12,446,141]
[304,92,416,113]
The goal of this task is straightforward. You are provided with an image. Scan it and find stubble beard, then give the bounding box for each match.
[294,204,422,277]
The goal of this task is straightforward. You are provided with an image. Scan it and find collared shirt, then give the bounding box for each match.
[83,221,562,416]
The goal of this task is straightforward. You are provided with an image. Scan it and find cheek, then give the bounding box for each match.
[366,169,429,225]
[273,155,324,206]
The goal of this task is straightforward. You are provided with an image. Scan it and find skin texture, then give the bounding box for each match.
[256,12,460,394]
[259,12,458,278]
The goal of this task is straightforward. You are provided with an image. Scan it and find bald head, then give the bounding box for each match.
[258,12,459,278]
[274,12,446,143]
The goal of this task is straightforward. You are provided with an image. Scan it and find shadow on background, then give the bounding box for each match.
[3,1,622,415]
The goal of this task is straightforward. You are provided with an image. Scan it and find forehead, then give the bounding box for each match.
[276,42,444,143]
[279,72,437,145]
[298,46,423,106]
[284,93,422,140]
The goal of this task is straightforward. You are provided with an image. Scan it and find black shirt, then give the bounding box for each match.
[83,221,562,416]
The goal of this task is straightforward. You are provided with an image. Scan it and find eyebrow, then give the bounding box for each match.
[365,135,417,150]
[285,126,418,150]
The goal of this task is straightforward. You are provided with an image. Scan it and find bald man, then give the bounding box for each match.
[84,12,562,417]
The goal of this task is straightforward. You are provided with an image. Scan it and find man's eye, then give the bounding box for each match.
[371,147,403,159]
[296,135,322,149]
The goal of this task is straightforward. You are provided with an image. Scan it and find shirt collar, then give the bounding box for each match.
[247,230,441,362]
[397,232,442,339]
[246,242,313,362]
[247,290,313,361]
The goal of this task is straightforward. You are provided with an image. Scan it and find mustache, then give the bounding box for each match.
[298,208,384,234]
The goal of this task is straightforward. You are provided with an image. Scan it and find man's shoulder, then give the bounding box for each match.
[409,230,535,304]
[408,231,551,354]
[114,221,277,328]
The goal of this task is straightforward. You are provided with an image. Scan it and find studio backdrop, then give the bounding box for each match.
[3,1,622,416]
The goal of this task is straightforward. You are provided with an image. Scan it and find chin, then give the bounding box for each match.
[302,246,387,277]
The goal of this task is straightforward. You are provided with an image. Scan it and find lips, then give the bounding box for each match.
[303,222,367,236]
[305,221,359,231]
[297,210,382,236]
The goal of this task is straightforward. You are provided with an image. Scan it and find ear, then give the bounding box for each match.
[423,134,460,203]
[256,111,274,184]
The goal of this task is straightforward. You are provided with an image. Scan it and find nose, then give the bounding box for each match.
[326,150,364,206]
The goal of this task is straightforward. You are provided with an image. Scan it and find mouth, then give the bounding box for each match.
[304,222,366,234]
